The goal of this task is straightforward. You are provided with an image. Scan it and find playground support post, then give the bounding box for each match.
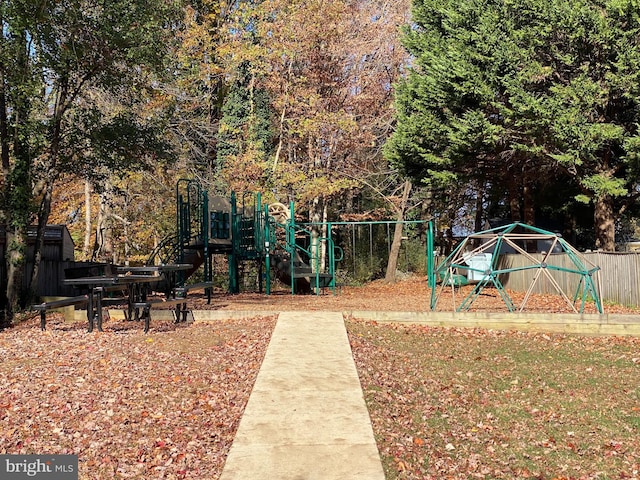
[202,189,210,286]
[264,203,271,295]
[288,201,296,295]
[228,192,239,293]
[427,221,435,288]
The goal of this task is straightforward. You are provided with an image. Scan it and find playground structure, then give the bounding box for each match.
[431,222,604,314]
[23,178,610,324]
[135,180,606,314]
[32,179,434,331]
[146,179,345,295]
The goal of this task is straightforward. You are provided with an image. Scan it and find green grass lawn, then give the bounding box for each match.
[346,319,640,480]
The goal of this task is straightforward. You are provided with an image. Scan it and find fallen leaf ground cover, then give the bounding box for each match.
[197,276,638,314]
[0,315,276,479]
[2,276,639,480]
[346,318,640,480]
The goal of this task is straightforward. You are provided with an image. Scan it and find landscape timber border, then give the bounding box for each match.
[191,310,640,337]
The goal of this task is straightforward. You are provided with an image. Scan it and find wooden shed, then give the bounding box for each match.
[0,224,75,260]
[0,225,79,297]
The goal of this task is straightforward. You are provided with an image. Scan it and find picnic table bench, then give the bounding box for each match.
[127,281,214,332]
[33,295,90,331]
[174,281,214,303]
[60,274,161,332]
[33,284,131,331]
[129,297,190,333]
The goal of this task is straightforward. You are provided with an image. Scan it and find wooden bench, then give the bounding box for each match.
[32,295,89,331]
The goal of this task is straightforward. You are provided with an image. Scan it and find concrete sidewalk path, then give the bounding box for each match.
[219,311,385,480]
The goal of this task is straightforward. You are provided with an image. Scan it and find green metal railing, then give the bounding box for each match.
[175,179,211,285]
[228,192,275,293]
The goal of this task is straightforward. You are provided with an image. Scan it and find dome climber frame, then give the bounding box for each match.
[430,222,603,314]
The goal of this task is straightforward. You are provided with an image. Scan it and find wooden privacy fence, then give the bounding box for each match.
[437,252,640,308]
[570,252,640,307]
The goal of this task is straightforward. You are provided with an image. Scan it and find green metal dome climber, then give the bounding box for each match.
[431,222,603,314]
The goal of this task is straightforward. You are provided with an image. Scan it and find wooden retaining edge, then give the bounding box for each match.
[344,311,640,337]
[107,309,186,321]
[96,309,276,322]
[192,311,282,321]
[111,309,640,337]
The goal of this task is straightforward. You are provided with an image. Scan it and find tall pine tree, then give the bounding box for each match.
[385,0,640,250]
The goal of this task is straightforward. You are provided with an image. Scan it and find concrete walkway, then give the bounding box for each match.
[219,311,385,480]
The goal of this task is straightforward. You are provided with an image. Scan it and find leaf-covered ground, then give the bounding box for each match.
[2,277,639,479]
[195,276,639,314]
[0,316,276,479]
[347,319,640,480]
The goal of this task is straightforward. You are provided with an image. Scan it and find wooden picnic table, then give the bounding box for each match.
[63,274,160,332]
[62,264,193,332]
[115,264,193,274]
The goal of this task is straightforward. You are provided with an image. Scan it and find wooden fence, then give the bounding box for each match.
[437,252,640,308]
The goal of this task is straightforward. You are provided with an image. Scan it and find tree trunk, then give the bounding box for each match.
[345,187,355,214]
[0,64,8,191]
[523,181,536,251]
[5,227,26,323]
[28,178,54,306]
[123,216,130,266]
[308,134,322,276]
[385,180,412,283]
[0,46,9,325]
[320,202,328,272]
[509,182,521,222]
[474,182,484,232]
[523,183,535,226]
[4,111,30,320]
[309,194,322,273]
[1,30,31,326]
[418,187,433,244]
[29,76,68,303]
[473,181,485,249]
[83,180,92,258]
[594,194,616,251]
[93,187,115,263]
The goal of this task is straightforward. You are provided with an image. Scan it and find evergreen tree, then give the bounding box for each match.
[385,0,640,250]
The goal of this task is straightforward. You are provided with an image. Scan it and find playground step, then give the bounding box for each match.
[219,312,385,480]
